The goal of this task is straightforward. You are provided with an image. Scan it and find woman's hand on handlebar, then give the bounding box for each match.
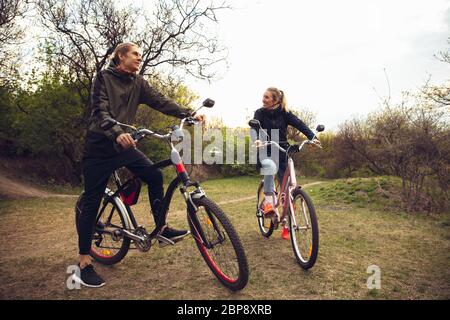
[253,139,263,147]
[310,138,322,148]
[116,133,137,149]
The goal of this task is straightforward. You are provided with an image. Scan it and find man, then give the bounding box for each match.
[76,42,205,288]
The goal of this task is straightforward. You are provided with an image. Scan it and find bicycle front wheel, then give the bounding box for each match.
[256,181,275,237]
[75,192,131,265]
[289,187,319,269]
[188,197,249,291]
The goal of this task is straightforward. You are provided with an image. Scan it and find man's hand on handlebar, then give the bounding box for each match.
[116,133,137,149]
[193,114,206,124]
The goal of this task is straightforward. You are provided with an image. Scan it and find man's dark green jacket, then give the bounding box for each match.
[84,64,191,158]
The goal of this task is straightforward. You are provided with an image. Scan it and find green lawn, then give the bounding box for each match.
[0,175,448,299]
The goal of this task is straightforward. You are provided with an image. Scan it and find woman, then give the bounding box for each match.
[250,87,320,239]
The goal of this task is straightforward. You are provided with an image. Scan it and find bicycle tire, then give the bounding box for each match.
[256,181,275,237]
[187,196,249,291]
[75,192,131,265]
[289,187,319,269]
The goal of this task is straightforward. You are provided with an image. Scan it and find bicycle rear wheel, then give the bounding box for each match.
[289,187,319,269]
[188,196,249,291]
[256,181,274,237]
[75,192,131,265]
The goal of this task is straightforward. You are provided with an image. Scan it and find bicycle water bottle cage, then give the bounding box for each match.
[119,178,142,206]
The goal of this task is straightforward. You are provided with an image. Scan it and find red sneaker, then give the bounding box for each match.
[281,226,290,240]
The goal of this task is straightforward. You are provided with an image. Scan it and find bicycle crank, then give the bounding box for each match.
[133,227,152,252]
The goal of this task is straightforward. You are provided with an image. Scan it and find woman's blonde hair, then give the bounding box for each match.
[109,42,139,66]
[266,87,288,111]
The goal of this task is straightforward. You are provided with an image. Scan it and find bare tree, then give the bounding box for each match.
[36,0,140,109]
[423,80,450,107]
[0,0,27,45]
[436,37,450,64]
[0,0,28,86]
[424,37,450,107]
[136,0,229,80]
[286,106,317,142]
[335,94,448,213]
[36,0,229,121]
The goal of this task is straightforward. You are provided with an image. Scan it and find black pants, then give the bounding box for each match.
[77,147,163,255]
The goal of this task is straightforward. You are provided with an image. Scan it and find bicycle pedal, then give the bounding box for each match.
[157,235,176,247]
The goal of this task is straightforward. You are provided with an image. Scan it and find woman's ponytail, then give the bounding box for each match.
[267,87,288,111]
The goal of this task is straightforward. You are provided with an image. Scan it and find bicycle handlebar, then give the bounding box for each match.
[114,116,201,144]
[254,138,322,154]
[100,99,214,146]
[248,118,324,155]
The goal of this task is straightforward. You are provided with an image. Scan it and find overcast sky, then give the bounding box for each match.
[186,0,450,130]
[22,0,449,131]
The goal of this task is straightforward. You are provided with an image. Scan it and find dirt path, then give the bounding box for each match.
[0,173,52,199]
[164,181,325,217]
[216,181,324,206]
[0,171,325,202]
[0,170,81,199]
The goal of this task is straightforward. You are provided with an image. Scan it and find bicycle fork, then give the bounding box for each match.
[289,192,311,231]
[184,188,225,249]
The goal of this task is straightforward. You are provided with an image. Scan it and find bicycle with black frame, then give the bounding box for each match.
[75,99,249,291]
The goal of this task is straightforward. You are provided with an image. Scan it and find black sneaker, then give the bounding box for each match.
[73,264,106,288]
[158,226,190,247]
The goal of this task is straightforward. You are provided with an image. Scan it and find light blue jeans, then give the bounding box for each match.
[251,128,286,195]
[260,158,287,195]
[260,158,277,195]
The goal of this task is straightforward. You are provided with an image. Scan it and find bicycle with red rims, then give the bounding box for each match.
[249,119,324,269]
[75,99,249,291]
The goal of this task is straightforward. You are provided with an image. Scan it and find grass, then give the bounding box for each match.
[0,175,448,299]
[309,176,403,210]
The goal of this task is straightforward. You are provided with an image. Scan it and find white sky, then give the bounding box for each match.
[19,0,450,131]
[185,0,450,130]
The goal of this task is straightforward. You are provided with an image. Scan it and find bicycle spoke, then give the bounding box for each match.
[189,196,248,291]
[90,200,128,260]
[289,188,319,269]
[292,196,310,260]
[196,207,240,281]
[257,184,274,237]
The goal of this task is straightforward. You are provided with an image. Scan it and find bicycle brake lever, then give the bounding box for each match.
[185,118,200,126]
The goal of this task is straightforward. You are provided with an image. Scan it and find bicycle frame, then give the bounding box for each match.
[94,119,214,248]
[277,157,296,222]
[275,156,313,232]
